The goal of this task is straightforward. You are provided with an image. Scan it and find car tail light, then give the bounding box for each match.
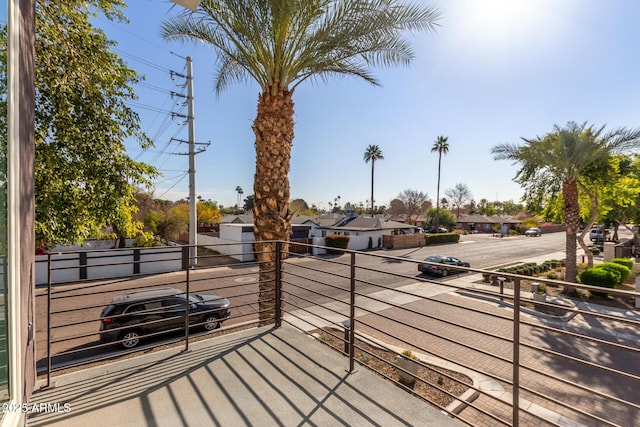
[103,317,112,323]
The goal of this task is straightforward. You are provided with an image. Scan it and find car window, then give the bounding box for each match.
[163,298,187,311]
[125,303,146,314]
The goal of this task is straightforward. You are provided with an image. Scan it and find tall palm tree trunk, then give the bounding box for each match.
[370,160,375,216]
[563,179,580,289]
[252,89,293,325]
[435,153,442,229]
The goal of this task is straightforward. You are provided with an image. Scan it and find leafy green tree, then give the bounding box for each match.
[587,156,640,242]
[424,207,456,230]
[364,145,384,216]
[15,1,157,246]
[476,198,497,216]
[197,200,222,225]
[290,198,310,215]
[431,135,449,229]
[387,198,407,218]
[500,200,525,216]
[243,195,255,212]
[161,0,440,323]
[492,121,640,287]
[155,203,189,242]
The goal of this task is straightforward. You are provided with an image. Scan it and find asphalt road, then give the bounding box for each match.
[34,229,627,367]
[35,230,639,424]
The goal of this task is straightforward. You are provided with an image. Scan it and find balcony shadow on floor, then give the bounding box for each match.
[28,325,463,427]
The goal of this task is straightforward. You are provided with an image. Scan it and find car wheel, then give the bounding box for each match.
[441,269,449,277]
[120,330,141,349]
[203,315,220,331]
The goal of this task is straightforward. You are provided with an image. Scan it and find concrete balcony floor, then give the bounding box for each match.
[27,325,463,426]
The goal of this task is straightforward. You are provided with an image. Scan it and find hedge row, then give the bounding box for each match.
[325,234,350,254]
[496,260,562,277]
[425,233,460,245]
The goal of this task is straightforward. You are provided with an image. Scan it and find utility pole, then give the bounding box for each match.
[187,56,197,267]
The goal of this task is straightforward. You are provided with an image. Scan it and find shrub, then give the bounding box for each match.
[547,272,558,280]
[590,246,601,255]
[611,257,633,270]
[425,233,460,245]
[579,268,619,297]
[325,234,350,254]
[596,262,631,285]
[135,232,158,247]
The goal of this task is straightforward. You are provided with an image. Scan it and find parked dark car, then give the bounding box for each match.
[99,287,231,349]
[427,227,449,233]
[525,227,542,237]
[418,255,470,277]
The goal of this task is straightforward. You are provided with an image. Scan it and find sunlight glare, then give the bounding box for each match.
[450,0,550,52]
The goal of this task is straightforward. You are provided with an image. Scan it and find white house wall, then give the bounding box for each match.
[198,233,255,262]
[34,247,183,286]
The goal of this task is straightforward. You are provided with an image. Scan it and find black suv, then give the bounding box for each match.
[99,287,231,349]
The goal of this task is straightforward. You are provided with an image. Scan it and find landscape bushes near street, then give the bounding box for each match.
[491,257,635,307]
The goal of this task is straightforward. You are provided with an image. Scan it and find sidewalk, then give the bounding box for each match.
[449,251,640,342]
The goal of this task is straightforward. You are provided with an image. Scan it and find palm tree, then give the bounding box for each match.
[431,136,449,230]
[235,186,243,213]
[363,145,384,216]
[492,121,640,288]
[161,1,440,324]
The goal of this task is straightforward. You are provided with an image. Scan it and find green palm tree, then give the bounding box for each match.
[492,121,640,287]
[431,136,449,230]
[364,145,384,216]
[161,0,440,324]
[235,186,243,213]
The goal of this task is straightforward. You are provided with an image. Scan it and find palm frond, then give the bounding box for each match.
[160,0,441,94]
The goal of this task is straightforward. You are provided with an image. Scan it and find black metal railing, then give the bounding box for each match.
[38,243,268,386]
[37,241,640,427]
[277,242,640,427]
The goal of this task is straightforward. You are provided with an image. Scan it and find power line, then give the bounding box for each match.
[138,81,177,95]
[114,48,174,73]
[155,173,188,199]
[127,101,175,115]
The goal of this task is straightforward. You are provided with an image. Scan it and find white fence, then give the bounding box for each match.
[197,234,255,262]
[35,246,183,286]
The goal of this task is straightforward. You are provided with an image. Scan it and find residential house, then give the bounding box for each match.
[456,214,522,233]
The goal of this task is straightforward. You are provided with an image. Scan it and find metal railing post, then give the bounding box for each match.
[348,252,356,373]
[275,241,282,328]
[513,278,521,426]
[46,253,52,388]
[498,276,505,302]
[184,248,190,352]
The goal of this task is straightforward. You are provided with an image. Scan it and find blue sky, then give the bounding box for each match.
[96,0,640,211]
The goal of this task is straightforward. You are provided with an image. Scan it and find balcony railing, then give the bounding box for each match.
[36,241,640,426]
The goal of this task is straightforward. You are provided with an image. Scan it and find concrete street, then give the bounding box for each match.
[34,231,640,425]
